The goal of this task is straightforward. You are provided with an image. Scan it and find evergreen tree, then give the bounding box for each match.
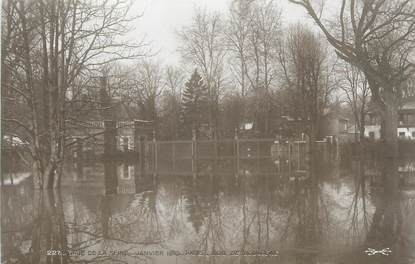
[180,69,209,137]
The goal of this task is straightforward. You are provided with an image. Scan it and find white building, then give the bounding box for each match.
[364,99,415,140]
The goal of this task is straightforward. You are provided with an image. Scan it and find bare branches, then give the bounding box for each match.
[178,8,227,134]
[338,63,371,140]
[289,0,415,87]
[278,23,334,140]
[1,0,149,188]
[289,0,415,152]
[130,60,165,123]
[225,0,282,134]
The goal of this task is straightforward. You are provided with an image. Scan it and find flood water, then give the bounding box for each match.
[1,155,415,264]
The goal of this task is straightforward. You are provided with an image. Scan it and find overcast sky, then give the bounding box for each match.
[131,0,312,65]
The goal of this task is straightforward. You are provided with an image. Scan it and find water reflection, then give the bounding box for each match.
[358,159,414,264]
[1,157,415,263]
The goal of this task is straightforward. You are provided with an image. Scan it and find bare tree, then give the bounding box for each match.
[226,0,282,135]
[245,0,282,135]
[288,0,415,157]
[1,0,148,189]
[178,8,226,138]
[279,24,333,146]
[100,62,137,101]
[130,60,165,130]
[226,0,254,126]
[160,66,184,139]
[339,63,371,142]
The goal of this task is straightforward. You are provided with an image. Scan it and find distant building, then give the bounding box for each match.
[278,116,308,139]
[320,111,357,143]
[238,117,303,138]
[238,110,358,142]
[67,80,154,154]
[69,99,143,153]
[364,98,415,140]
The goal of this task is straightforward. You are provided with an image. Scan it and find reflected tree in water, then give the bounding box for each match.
[183,174,225,255]
[279,162,330,264]
[346,160,371,243]
[361,159,404,264]
[1,190,69,264]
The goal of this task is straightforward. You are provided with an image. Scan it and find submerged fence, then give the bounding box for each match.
[138,137,337,176]
[67,120,339,176]
[141,138,275,175]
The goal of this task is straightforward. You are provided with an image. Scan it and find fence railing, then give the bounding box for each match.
[135,138,337,175]
[68,120,339,176]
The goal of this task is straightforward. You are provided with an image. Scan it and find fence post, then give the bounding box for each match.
[297,142,301,171]
[192,129,197,178]
[257,140,260,173]
[336,137,339,161]
[234,128,239,174]
[277,141,281,173]
[288,141,291,174]
[153,130,157,174]
[271,138,281,174]
[327,136,332,161]
[134,121,141,153]
[140,135,145,175]
[214,135,218,159]
[172,143,176,172]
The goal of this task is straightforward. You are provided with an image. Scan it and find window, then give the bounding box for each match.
[412,131,415,138]
[120,164,131,180]
[369,132,375,140]
[399,132,406,137]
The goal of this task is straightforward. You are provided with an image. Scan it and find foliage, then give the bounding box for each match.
[180,70,209,137]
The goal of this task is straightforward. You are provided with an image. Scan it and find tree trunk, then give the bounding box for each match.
[33,156,62,189]
[33,160,45,190]
[359,124,365,142]
[380,106,399,159]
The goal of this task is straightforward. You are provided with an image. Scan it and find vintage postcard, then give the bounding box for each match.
[1,0,414,263]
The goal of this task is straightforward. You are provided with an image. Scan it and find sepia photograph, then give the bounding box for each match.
[1,0,415,263]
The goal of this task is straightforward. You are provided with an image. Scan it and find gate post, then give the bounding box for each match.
[104,161,117,195]
[134,120,147,175]
[288,141,292,173]
[172,143,176,171]
[134,120,141,153]
[153,130,158,174]
[104,120,116,157]
[234,128,239,175]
